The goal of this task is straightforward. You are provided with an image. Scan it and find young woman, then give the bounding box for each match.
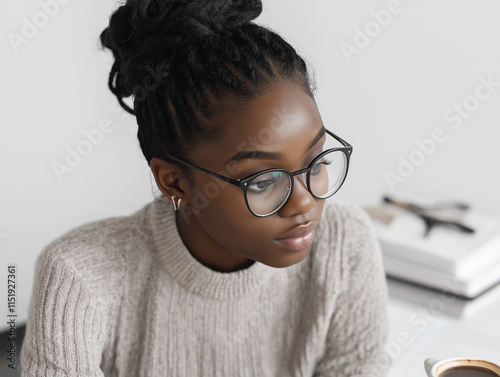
[20,0,391,376]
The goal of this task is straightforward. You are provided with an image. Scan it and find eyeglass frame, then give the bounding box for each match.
[165,128,353,217]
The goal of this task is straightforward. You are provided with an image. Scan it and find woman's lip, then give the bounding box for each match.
[274,229,315,251]
[276,222,318,240]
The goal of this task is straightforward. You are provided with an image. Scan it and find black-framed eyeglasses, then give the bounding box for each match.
[166,128,353,217]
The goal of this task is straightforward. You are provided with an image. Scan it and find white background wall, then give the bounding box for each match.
[1,0,500,331]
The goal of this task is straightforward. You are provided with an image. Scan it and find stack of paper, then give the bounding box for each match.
[365,200,500,299]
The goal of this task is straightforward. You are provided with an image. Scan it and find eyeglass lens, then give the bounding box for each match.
[246,149,348,216]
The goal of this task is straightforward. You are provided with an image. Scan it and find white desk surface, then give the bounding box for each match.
[386,278,500,377]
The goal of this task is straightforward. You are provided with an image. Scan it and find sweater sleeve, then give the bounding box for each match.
[20,244,109,377]
[312,206,392,377]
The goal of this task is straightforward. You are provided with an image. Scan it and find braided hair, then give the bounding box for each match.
[99,0,315,182]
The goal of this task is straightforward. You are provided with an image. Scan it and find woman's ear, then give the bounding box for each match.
[150,157,190,205]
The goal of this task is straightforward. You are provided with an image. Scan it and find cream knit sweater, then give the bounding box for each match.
[20,195,391,377]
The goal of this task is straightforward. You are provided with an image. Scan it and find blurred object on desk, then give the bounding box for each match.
[364,194,500,299]
[382,196,475,237]
[387,277,500,318]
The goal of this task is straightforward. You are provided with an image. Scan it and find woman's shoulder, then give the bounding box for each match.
[36,200,156,302]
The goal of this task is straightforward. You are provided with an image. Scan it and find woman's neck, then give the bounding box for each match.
[175,209,256,273]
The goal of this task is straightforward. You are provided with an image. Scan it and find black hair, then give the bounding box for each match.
[99,0,316,182]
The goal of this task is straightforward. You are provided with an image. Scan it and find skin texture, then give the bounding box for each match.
[150,81,327,272]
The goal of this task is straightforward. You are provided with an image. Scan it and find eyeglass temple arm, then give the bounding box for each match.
[165,155,242,186]
[326,129,352,149]
[165,129,351,187]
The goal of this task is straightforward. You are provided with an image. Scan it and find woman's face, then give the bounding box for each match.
[154,81,329,272]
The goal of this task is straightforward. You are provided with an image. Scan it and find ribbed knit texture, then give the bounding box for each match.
[20,195,391,377]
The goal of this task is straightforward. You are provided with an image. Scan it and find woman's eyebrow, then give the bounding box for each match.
[224,126,326,164]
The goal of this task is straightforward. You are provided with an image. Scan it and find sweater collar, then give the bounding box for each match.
[147,194,278,300]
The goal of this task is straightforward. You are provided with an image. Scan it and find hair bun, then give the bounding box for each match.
[131,0,263,38]
[99,0,263,112]
[206,0,263,27]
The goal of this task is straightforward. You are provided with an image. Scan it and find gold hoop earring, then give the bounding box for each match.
[170,195,182,212]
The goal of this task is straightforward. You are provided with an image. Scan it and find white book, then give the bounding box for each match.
[383,252,500,299]
[368,207,500,280]
[387,276,500,318]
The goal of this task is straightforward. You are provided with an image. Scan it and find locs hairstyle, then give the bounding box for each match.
[99,0,316,182]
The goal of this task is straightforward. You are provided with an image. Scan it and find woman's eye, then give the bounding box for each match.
[248,179,275,193]
[311,158,332,175]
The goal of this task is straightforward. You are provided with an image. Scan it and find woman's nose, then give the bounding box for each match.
[278,173,315,217]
